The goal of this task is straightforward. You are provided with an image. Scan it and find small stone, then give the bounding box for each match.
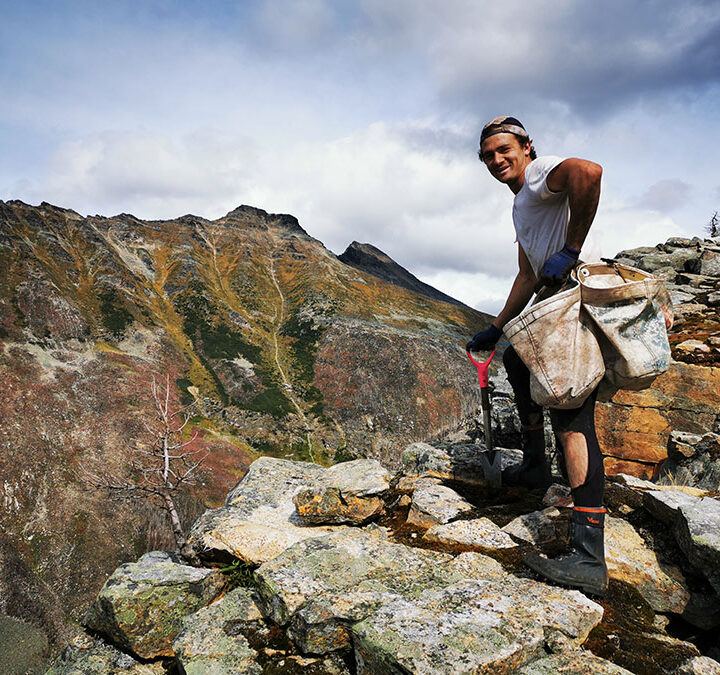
[502,507,561,544]
[669,431,703,460]
[676,339,711,353]
[543,483,573,508]
[424,517,518,549]
[707,291,720,306]
[405,484,474,529]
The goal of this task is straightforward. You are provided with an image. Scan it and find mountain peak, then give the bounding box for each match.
[219,205,307,235]
[339,241,465,307]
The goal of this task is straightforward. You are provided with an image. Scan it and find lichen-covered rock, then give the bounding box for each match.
[188,457,348,564]
[172,587,263,675]
[405,484,474,529]
[45,632,165,674]
[502,507,561,544]
[254,530,602,666]
[543,483,573,508]
[424,517,518,550]
[82,551,225,659]
[516,651,634,674]
[674,497,720,594]
[606,516,690,613]
[351,573,602,674]
[293,459,390,525]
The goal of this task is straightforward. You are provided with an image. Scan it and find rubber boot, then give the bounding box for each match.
[503,428,551,490]
[524,507,608,596]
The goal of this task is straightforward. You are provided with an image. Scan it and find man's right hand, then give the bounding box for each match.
[466,324,502,353]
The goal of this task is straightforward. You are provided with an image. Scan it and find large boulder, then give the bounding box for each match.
[254,529,603,670]
[82,551,225,659]
[187,457,349,564]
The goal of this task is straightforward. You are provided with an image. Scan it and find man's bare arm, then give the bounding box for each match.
[546,158,602,250]
[493,244,536,330]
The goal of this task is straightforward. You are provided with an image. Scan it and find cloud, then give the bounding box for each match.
[637,179,691,212]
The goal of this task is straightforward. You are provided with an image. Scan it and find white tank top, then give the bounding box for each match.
[512,156,601,276]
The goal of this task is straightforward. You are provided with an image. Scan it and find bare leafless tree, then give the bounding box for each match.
[82,374,207,564]
[707,211,719,238]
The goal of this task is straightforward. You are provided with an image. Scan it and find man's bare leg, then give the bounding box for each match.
[557,430,588,488]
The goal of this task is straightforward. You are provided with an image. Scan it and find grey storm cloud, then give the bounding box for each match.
[637,180,691,212]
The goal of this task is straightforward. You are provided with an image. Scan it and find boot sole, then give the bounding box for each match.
[524,557,608,597]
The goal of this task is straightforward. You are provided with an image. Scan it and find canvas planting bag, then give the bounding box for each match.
[576,261,672,400]
[504,280,606,409]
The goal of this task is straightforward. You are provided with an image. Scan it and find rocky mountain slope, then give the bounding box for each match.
[0,200,492,653]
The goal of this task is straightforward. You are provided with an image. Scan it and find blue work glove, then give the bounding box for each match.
[466,324,502,353]
[538,244,580,286]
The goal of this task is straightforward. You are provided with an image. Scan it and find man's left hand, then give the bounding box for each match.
[539,244,580,286]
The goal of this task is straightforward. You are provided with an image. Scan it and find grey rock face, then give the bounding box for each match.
[643,489,702,524]
[253,530,602,671]
[406,484,474,529]
[82,551,225,659]
[172,587,263,675]
[674,497,720,594]
[188,457,349,564]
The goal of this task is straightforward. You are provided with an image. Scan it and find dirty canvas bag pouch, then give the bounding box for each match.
[576,261,672,400]
[504,279,605,409]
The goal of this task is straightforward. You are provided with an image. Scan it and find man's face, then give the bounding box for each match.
[480,133,532,188]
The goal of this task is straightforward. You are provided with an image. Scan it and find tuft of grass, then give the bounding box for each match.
[219,559,256,588]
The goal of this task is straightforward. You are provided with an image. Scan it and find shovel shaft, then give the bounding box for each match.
[481,387,493,451]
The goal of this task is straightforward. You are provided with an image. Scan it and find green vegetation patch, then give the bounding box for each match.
[99,288,134,337]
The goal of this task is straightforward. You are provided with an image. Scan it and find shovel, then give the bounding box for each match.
[466,349,502,488]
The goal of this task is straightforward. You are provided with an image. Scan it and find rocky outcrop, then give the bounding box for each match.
[597,235,720,479]
[47,451,720,674]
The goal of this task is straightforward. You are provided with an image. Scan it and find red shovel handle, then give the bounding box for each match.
[466,349,495,388]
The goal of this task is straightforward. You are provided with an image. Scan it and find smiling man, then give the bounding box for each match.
[467,116,607,596]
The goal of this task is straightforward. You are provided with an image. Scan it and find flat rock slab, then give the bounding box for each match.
[188,457,349,564]
[83,551,225,659]
[424,517,518,550]
[255,530,603,669]
[173,587,263,674]
[46,633,165,674]
[674,497,720,594]
[643,489,701,525]
[516,651,634,674]
[502,508,560,544]
[606,517,690,614]
[294,459,391,525]
[406,484,474,529]
[401,441,517,485]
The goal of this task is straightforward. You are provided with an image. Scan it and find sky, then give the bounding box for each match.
[2,0,719,314]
